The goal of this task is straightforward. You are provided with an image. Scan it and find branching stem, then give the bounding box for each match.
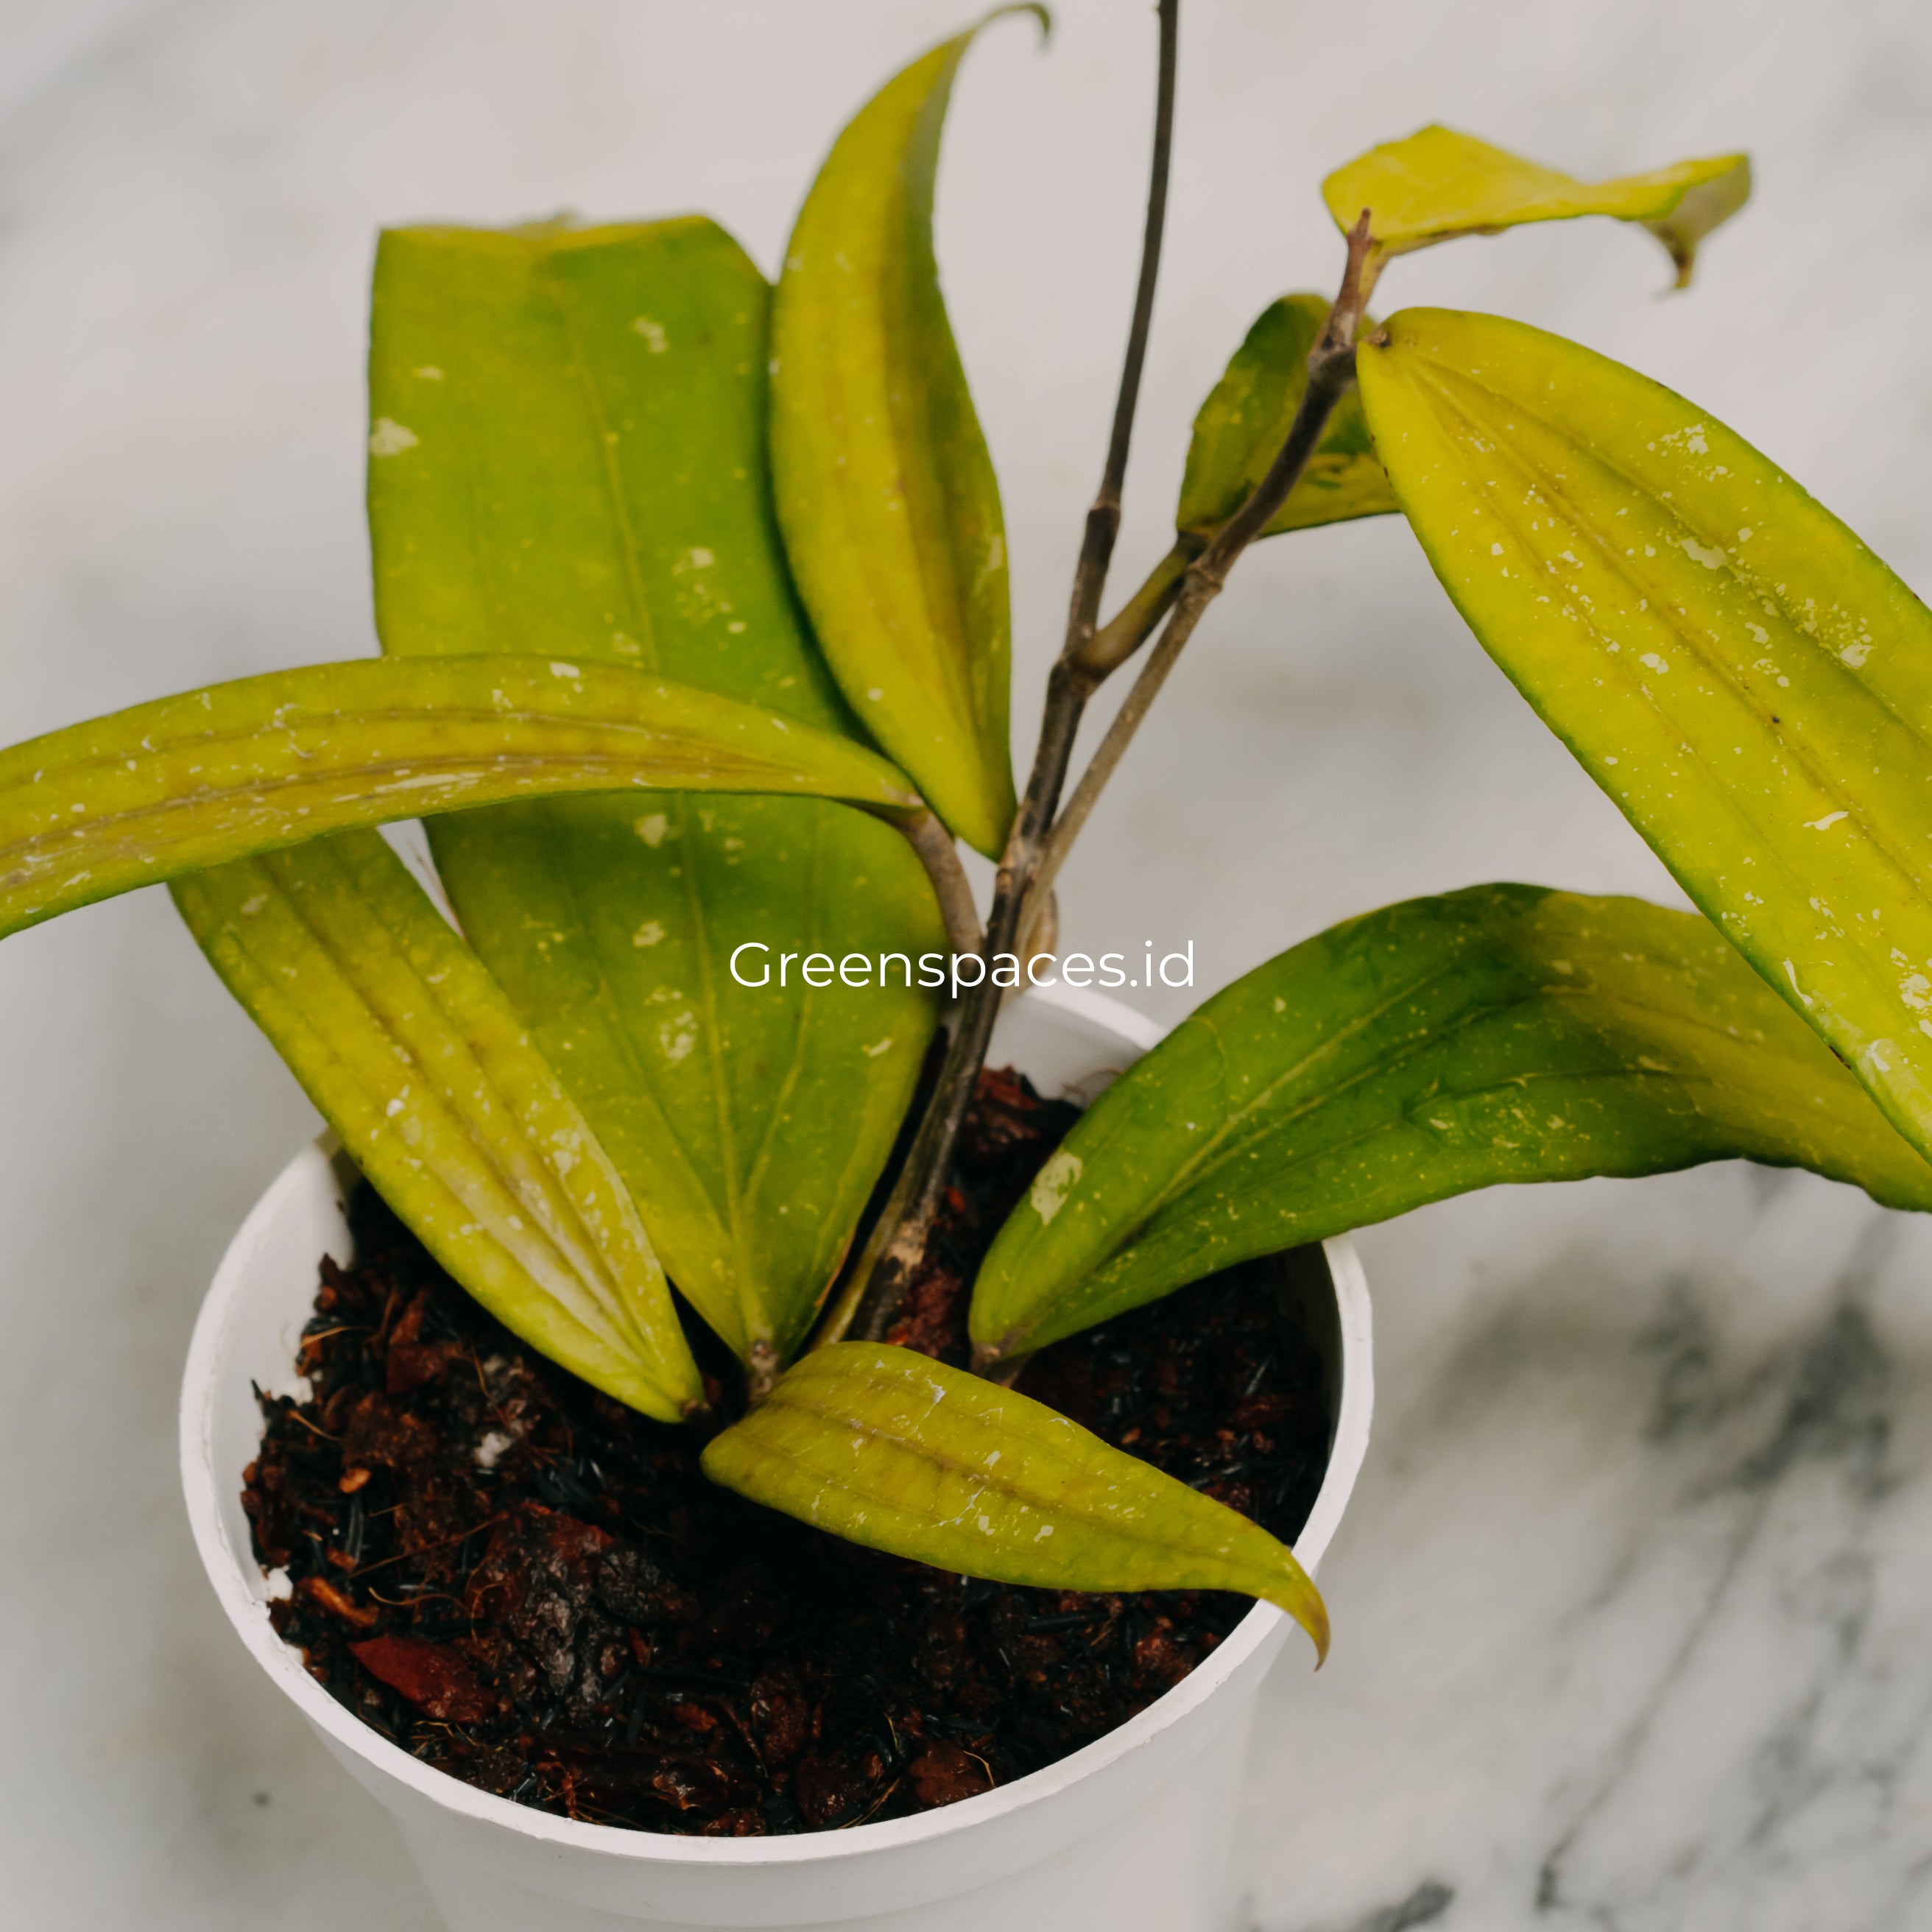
[1029,212,1376,917]
[810,0,1180,1352]
[810,49,1379,1360]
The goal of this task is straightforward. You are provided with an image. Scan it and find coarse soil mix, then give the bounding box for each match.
[243,1067,1333,1836]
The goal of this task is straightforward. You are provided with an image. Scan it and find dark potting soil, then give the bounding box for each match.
[243,1068,1332,1836]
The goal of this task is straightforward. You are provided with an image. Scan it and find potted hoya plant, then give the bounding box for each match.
[7,2,1932,1926]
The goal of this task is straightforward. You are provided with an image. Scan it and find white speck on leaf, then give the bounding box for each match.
[635,813,669,847]
[1030,1150,1082,1225]
[369,417,418,457]
[658,1011,699,1062]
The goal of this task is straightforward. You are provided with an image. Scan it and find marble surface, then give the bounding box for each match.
[4,1,1932,1926]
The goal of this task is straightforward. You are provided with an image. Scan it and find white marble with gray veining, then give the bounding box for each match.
[4,2,1932,1926]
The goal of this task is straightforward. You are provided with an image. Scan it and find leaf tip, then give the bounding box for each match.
[998,1,1053,46]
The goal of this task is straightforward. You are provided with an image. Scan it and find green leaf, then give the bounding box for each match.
[970,886,1932,1363]
[768,11,1038,856]
[1323,127,1749,289]
[172,830,704,1422]
[1177,294,1398,540]
[702,1342,1328,1660]
[370,219,945,1367]
[1359,308,1932,1166]
[0,655,920,942]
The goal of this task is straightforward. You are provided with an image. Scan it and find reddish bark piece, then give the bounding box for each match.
[906,1740,993,1808]
[300,1574,378,1630]
[794,1749,878,1828]
[350,1635,494,1724]
[749,1667,809,1766]
[342,1389,438,1474]
[386,1340,452,1397]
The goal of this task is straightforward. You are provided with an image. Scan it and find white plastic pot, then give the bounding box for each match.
[181,983,1373,1932]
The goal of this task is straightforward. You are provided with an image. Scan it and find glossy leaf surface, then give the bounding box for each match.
[972,887,1932,1361]
[1360,309,1932,1163]
[174,831,704,1420]
[1324,127,1749,289]
[370,219,944,1364]
[702,1342,1328,1659]
[0,655,917,942]
[1177,293,1397,540]
[769,13,1033,856]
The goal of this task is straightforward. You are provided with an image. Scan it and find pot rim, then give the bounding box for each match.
[180,981,1372,1869]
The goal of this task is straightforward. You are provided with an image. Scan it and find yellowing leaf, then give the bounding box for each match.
[1177,293,1398,540]
[769,12,1040,856]
[173,830,704,1422]
[1324,126,1749,289]
[0,655,920,941]
[369,219,945,1370]
[970,887,1932,1363]
[702,1342,1328,1660]
[1358,309,1932,1166]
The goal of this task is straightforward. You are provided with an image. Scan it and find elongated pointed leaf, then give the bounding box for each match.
[0,655,920,942]
[769,12,1036,856]
[173,830,704,1420]
[1177,294,1397,540]
[370,219,945,1367]
[1324,127,1749,289]
[702,1342,1328,1659]
[971,887,1932,1362]
[1360,309,1932,1163]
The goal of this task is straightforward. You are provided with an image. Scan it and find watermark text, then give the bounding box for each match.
[727,942,1194,999]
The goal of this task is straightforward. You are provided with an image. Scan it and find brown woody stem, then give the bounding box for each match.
[890,807,983,954]
[813,0,1181,1353]
[1026,210,1376,917]
[1080,532,1202,680]
[830,211,1377,1355]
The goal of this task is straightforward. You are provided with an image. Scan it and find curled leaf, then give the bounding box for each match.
[970,887,1932,1362]
[770,12,1040,856]
[1177,293,1397,540]
[1358,309,1932,1163]
[1323,126,1749,290]
[0,655,920,939]
[702,1342,1328,1660]
[173,830,704,1421]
